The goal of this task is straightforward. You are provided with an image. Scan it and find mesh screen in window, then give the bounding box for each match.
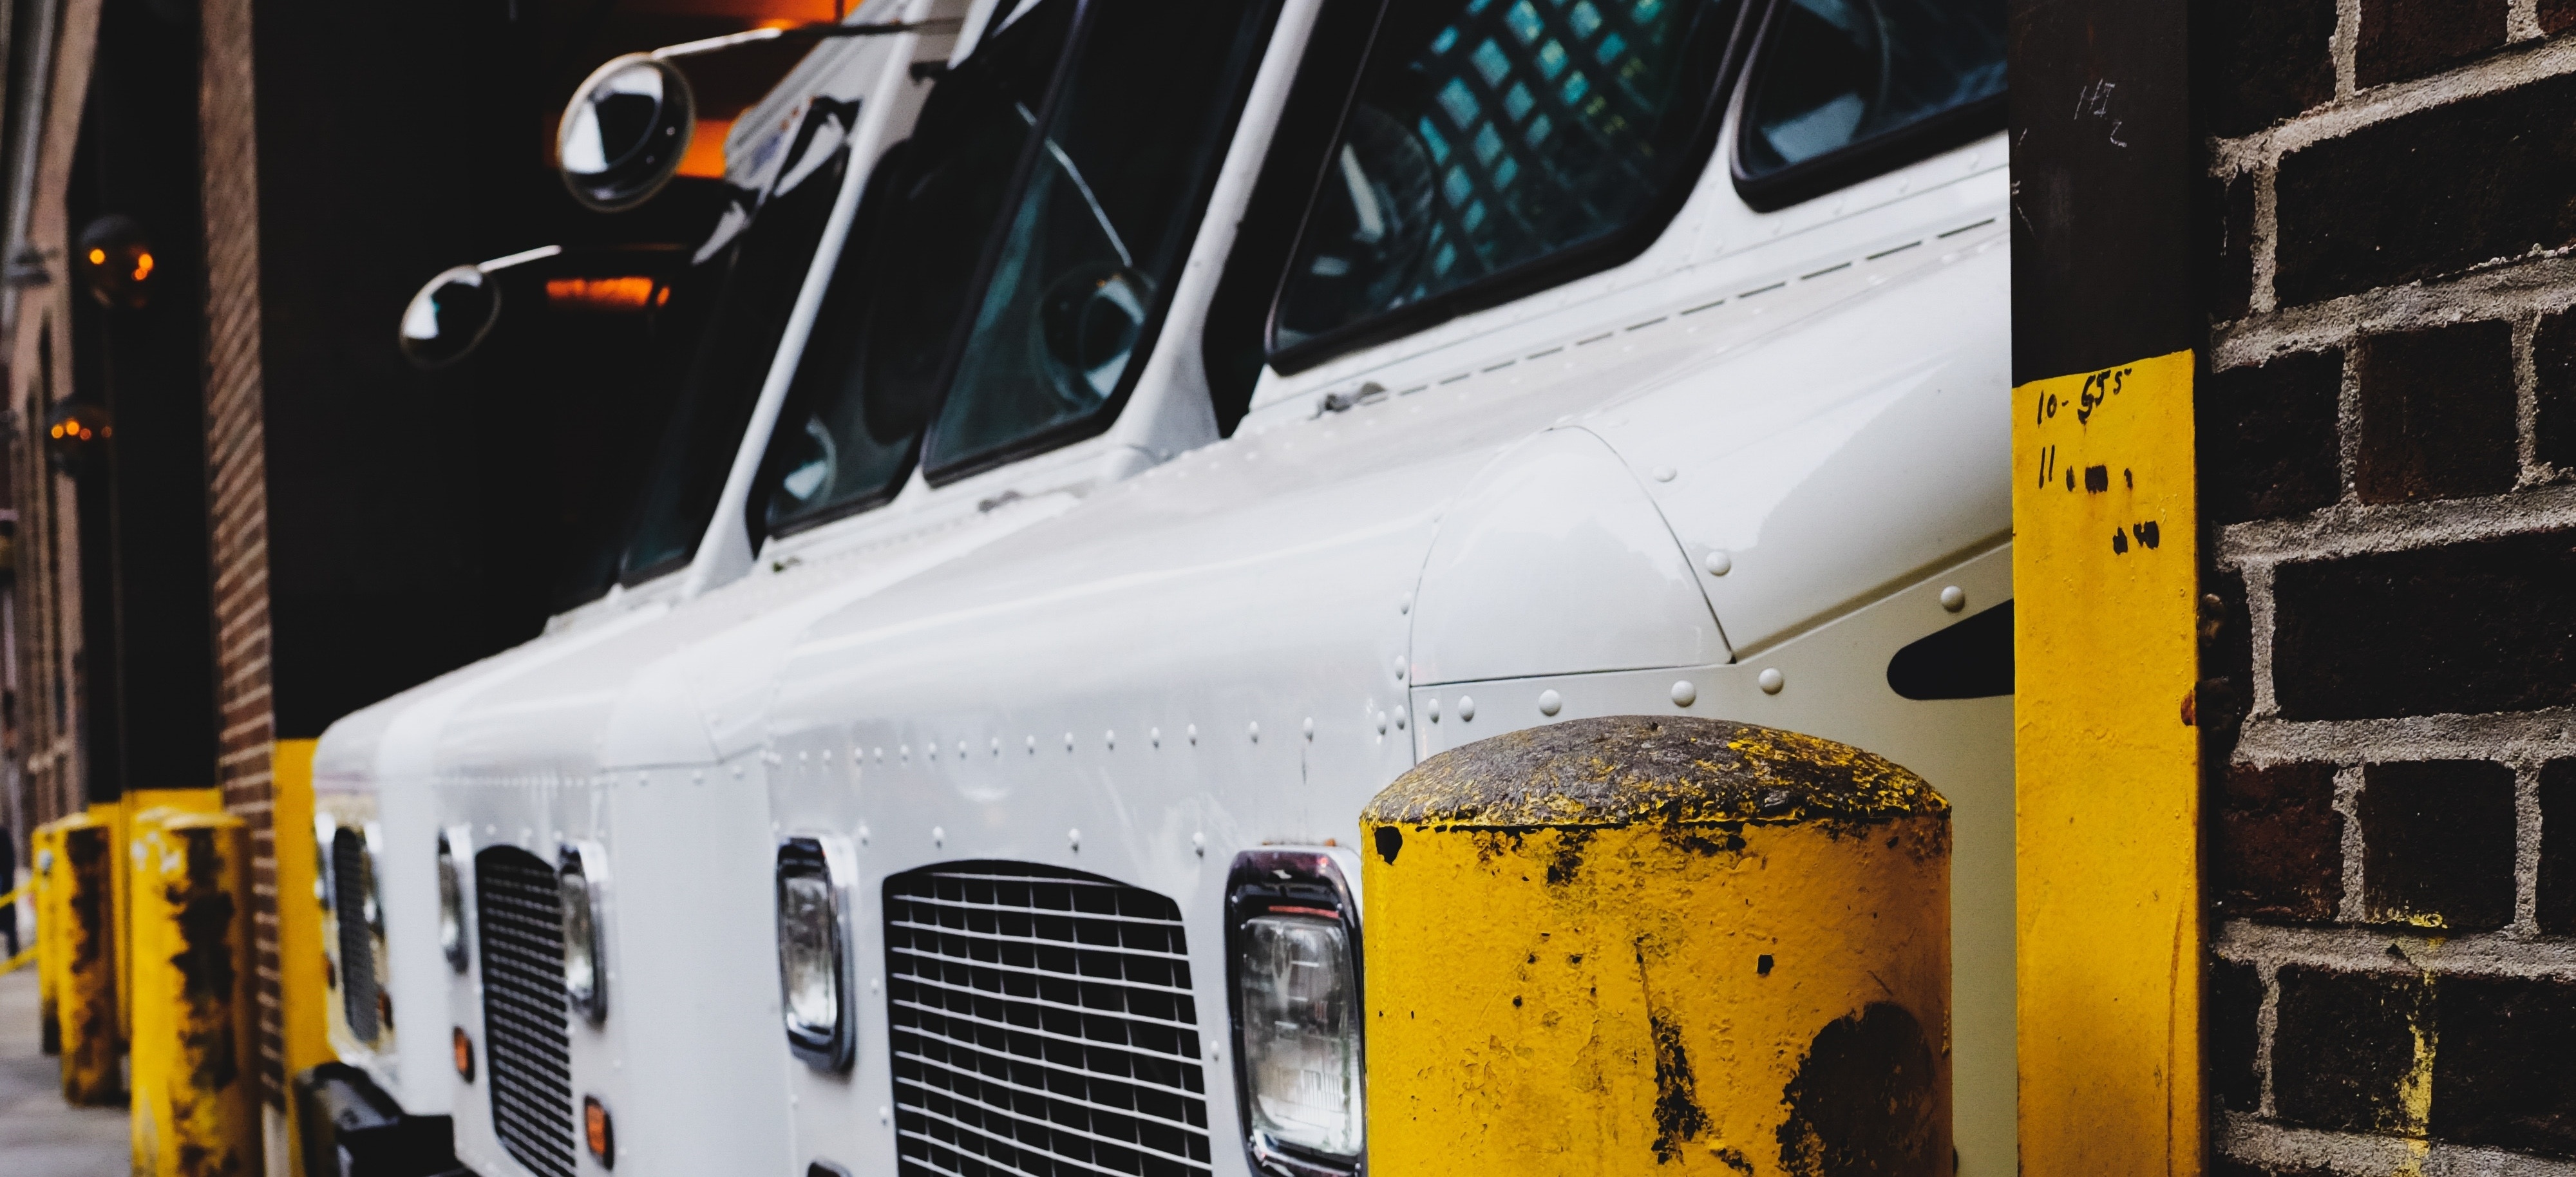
[1273,0,1733,355]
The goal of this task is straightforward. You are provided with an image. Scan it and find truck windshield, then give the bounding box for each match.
[759,0,1279,531]
[757,0,1079,534]
[615,102,859,585]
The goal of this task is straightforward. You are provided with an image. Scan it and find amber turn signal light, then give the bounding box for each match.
[584,1095,615,1169]
[451,1027,475,1082]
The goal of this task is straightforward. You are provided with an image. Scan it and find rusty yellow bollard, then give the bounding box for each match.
[1360,716,1952,1176]
[128,807,261,1177]
[33,819,64,1055]
[54,809,123,1105]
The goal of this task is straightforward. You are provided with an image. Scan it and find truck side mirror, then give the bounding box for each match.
[558,55,697,214]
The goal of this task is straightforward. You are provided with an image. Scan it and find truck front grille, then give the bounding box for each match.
[475,846,576,1177]
[329,829,380,1043]
[885,863,1212,1177]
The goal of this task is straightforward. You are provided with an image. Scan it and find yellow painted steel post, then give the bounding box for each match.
[33,820,64,1055]
[2012,353,2201,1173]
[55,810,124,1104]
[128,807,262,1177]
[272,739,334,1176]
[1361,716,1951,1176]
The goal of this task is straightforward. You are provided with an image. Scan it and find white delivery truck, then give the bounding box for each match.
[306,0,2012,1174]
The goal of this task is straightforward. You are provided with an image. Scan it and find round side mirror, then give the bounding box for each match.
[558,54,696,213]
[399,265,500,370]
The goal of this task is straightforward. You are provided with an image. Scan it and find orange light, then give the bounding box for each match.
[47,425,59,438]
[452,1027,475,1081]
[86,247,104,265]
[545,276,658,312]
[77,428,91,440]
[583,1096,615,1168]
[132,252,153,282]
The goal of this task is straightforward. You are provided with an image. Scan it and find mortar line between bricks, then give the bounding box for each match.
[2336,345,2363,504]
[2219,1113,2576,1177]
[2252,165,2280,315]
[2334,767,2368,923]
[2510,0,2544,41]
[2237,710,2576,768]
[2208,32,2576,175]
[2246,561,2280,719]
[2213,252,2576,370]
[2254,957,2281,1119]
[2217,483,2576,567]
[2516,760,2545,936]
[2331,0,2360,100]
[2517,312,2548,485]
[2214,922,2576,978]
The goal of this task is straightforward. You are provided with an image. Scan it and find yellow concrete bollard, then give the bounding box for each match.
[53,809,124,1105]
[1359,715,1953,1176]
[128,807,261,1177]
[33,819,64,1055]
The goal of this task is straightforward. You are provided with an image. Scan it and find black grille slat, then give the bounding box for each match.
[330,830,381,1042]
[888,863,1212,1177]
[476,847,576,1177]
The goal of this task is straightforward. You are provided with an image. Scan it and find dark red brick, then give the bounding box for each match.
[2430,974,2576,1157]
[2359,760,2517,930]
[2217,762,2345,921]
[2202,349,2344,523]
[2272,965,2432,1133]
[2533,311,2576,475]
[2357,0,2510,88]
[2538,760,2576,933]
[2354,321,2517,504]
[2195,0,2341,137]
[2273,528,2576,719]
[2547,0,2576,33]
[2210,959,2265,1112]
[2276,71,2576,305]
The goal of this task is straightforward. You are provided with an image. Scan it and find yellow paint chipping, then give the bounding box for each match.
[1363,716,1951,1176]
[2012,349,2201,1176]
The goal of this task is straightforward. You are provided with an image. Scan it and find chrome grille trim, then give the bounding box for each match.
[475,846,576,1177]
[886,862,1213,1177]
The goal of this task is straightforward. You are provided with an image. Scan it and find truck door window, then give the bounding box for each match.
[1268,0,1745,368]
[615,104,858,584]
[917,0,1283,481]
[757,0,1080,536]
[1729,0,2004,210]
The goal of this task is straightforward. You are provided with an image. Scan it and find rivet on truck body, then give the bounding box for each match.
[1671,680,1698,707]
[1539,690,1563,716]
[933,826,945,848]
[1459,696,1477,721]
[1653,466,1677,482]
[1758,668,1785,694]
[1394,655,1407,681]
[1378,713,1389,735]
[1304,718,1316,740]
[1249,722,1262,742]
[1705,550,1733,576]
[1395,706,1408,730]
[1068,829,1081,851]
[1428,697,1441,722]
[1940,585,1965,612]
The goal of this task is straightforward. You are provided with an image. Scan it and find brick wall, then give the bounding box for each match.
[200,0,282,1105]
[2199,3,2576,1171]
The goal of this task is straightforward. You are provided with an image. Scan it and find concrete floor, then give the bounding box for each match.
[0,963,129,1176]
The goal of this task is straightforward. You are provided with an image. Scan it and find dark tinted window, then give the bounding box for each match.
[1734,0,2004,188]
[1271,0,1736,360]
[758,1,1080,534]
[920,0,1281,478]
[616,105,857,583]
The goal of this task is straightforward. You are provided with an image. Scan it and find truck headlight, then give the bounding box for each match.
[775,835,856,1070]
[437,832,468,973]
[559,843,609,1023]
[1226,850,1365,1174]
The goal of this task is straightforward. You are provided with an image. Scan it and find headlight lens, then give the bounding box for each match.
[1227,850,1365,1173]
[559,844,608,1023]
[775,835,855,1069]
[437,834,468,973]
